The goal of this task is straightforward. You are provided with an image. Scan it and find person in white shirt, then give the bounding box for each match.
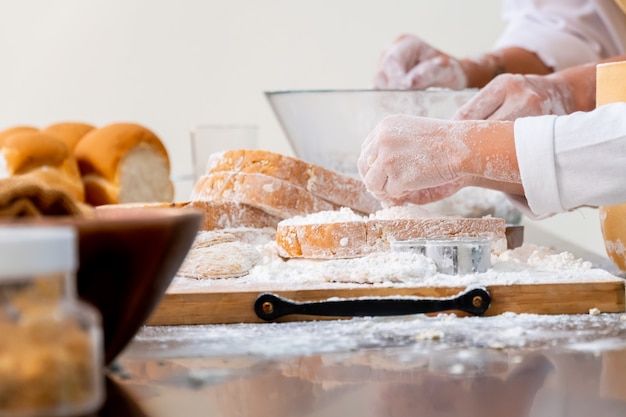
[374,0,626,120]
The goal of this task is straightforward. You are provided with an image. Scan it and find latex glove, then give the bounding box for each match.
[359,115,472,205]
[452,73,573,121]
[373,34,468,90]
[359,115,521,206]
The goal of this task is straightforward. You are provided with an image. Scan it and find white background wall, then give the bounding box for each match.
[0,0,608,257]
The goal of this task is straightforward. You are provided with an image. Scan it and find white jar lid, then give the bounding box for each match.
[0,225,77,278]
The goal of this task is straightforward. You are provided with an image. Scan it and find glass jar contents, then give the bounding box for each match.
[0,226,103,417]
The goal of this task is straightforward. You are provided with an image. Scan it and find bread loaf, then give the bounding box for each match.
[192,171,340,219]
[205,149,382,214]
[42,122,95,150]
[0,131,85,202]
[74,122,174,206]
[276,211,506,259]
[0,126,38,144]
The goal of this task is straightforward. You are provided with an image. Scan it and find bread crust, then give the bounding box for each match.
[186,200,282,230]
[0,126,39,145]
[0,132,84,201]
[42,122,95,150]
[74,122,170,181]
[600,205,626,271]
[95,200,281,230]
[206,150,381,214]
[1,132,70,174]
[192,171,340,219]
[74,123,173,205]
[276,217,506,259]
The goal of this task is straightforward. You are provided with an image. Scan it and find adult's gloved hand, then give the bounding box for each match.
[358,115,522,206]
[453,62,597,121]
[373,34,468,90]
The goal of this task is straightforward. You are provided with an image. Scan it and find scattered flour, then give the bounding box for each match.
[170,238,621,292]
[370,204,433,220]
[279,203,468,225]
[492,243,592,272]
[279,207,364,225]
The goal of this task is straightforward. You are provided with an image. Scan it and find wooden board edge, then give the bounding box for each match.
[146,281,626,326]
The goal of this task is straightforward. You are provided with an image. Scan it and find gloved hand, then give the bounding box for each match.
[359,115,471,205]
[359,115,522,206]
[452,73,574,121]
[373,34,468,90]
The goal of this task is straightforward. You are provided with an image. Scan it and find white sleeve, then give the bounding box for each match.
[514,102,626,217]
[495,0,626,71]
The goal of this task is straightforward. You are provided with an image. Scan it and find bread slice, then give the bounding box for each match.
[191,171,340,219]
[276,213,506,259]
[186,200,281,231]
[205,149,381,214]
[96,200,282,231]
[177,230,263,279]
[74,123,174,206]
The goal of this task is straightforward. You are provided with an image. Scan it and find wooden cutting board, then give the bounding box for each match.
[147,278,626,326]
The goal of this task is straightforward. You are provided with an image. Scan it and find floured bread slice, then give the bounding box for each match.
[178,230,262,279]
[96,200,282,231]
[74,123,174,206]
[191,171,340,219]
[186,200,281,231]
[205,149,382,214]
[276,209,507,259]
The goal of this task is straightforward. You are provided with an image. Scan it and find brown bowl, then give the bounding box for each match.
[0,207,202,365]
[76,207,202,364]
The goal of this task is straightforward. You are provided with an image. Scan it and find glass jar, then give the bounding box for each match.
[391,237,491,275]
[0,225,104,417]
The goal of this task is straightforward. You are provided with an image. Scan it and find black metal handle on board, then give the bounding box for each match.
[254,287,490,321]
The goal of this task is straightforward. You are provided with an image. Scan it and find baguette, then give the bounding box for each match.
[276,214,506,259]
[205,149,381,214]
[191,171,340,219]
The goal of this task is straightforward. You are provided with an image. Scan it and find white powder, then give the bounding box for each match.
[170,240,621,293]
[493,243,592,271]
[279,203,480,227]
[370,204,432,220]
[605,238,626,257]
[279,207,364,226]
